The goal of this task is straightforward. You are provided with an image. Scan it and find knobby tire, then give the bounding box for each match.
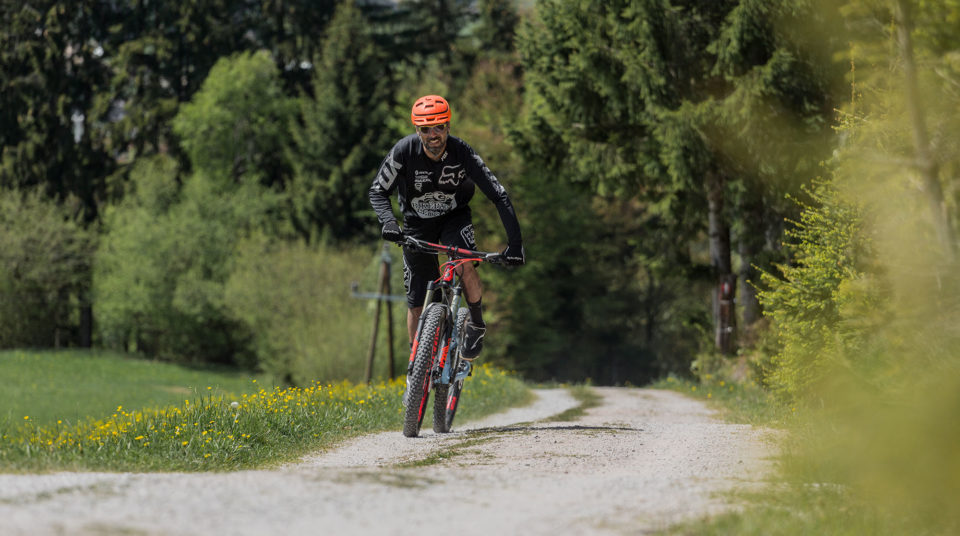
[442,308,470,432]
[403,304,445,438]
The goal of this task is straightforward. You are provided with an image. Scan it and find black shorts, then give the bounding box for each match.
[402,208,476,309]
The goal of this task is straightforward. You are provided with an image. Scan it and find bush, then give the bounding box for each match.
[0,188,94,347]
[94,157,282,365]
[757,180,885,401]
[224,238,408,385]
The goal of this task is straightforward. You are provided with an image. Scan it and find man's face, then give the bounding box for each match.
[416,123,448,158]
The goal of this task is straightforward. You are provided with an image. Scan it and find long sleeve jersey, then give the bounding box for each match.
[369,134,522,246]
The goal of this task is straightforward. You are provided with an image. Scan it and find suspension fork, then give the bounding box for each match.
[440,283,464,384]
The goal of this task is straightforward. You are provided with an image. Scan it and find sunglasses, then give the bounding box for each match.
[417,123,448,135]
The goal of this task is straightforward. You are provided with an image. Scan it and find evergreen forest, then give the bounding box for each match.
[3,0,959,403]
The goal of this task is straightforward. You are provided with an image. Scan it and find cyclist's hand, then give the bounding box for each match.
[501,244,525,266]
[381,221,404,242]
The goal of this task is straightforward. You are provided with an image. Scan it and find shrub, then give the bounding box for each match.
[225,238,408,385]
[94,157,281,365]
[757,180,885,401]
[0,188,95,347]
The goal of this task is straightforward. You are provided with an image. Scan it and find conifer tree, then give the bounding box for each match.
[288,0,395,242]
[515,0,839,355]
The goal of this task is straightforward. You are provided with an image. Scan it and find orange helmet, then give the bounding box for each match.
[411,95,451,126]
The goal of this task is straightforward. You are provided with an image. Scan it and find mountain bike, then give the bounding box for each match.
[396,235,505,438]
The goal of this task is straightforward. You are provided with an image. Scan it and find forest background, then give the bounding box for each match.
[2,0,958,403]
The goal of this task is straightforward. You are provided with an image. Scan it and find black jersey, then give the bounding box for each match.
[369,134,522,246]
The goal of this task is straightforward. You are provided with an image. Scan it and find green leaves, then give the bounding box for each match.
[173,50,295,185]
[0,188,95,347]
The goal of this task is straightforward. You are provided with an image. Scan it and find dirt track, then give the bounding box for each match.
[0,387,775,535]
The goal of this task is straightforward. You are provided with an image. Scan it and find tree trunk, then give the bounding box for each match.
[895,0,957,259]
[706,169,735,355]
[738,199,763,330]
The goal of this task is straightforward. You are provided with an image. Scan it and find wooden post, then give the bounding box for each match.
[364,245,396,384]
[383,256,395,380]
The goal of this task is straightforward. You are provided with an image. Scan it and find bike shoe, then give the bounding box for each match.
[461,321,486,360]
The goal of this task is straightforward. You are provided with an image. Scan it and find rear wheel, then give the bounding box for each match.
[443,308,470,431]
[403,304,445,437]
[432,384,450,433]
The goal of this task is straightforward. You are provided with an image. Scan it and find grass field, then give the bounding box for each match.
[0,349,531,473]
[0,349,271,427]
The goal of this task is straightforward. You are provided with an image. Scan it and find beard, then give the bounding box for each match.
[423,135,446,157]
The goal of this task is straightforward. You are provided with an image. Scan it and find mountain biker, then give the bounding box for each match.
[369,94,524,361]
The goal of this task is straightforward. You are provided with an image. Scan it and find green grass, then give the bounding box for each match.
[0,349,270,427]
[652,375,790,426]
[0,351,530,473]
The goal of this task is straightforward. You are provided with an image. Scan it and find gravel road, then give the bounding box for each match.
[0,387,775,535]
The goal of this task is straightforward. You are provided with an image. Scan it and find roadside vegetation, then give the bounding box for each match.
[3,1,959,533]
[0,351,528,473]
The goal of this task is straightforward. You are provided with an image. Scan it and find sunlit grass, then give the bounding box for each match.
[0,349,271,427]
[651,374,790,426]
[0,363,529,472]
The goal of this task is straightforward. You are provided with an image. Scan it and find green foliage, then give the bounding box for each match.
[94,156,282,365]
[173,50,296,186]
[473,0,520,55]
[288,1,395,242]
[758,181,883,400]
[0,188,95,347]
[1,1,114,218]
[224,238,406,385]
[0,363,528,472]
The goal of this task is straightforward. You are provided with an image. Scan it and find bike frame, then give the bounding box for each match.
[406,237,500,387]
[396,235,504,437]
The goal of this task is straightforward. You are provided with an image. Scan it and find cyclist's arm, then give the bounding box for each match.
[369,149,403,224]
[466,149,522,246]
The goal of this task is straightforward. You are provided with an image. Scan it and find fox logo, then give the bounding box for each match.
[438,165,465,187]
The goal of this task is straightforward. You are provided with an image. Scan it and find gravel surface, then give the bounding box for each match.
[0,387,775,535]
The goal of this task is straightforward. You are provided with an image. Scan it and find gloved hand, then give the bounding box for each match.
[501,244,525,266]
[381,221,403,242]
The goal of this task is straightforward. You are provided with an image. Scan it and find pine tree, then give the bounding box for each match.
[515,0,839,355]
[288,0,395,242]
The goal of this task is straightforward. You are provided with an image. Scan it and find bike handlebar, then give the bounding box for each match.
[393,236,506,264]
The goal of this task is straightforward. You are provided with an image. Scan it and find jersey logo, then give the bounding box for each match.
[438,164,465,187]
[411,191,457,218]
[377,153,402,190]
[460,224,476,249]
[414,171,431,192]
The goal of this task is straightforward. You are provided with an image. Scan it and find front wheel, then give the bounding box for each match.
[403,304,445,438]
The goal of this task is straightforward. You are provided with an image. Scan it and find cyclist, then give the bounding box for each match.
[369,94,524,361]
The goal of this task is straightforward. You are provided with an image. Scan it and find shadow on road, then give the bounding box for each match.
[462,424,642,435]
